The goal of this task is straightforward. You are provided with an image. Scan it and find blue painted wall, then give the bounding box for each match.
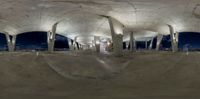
[0,33,8,51]
[136,41,151,49]
[178,32,200,51]
[15,31,48,51]
[15,31,70,51]
[152,37,157,49]
[160,35,171,50]
[54,34,70,51]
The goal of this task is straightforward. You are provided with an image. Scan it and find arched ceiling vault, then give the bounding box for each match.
[0,0,200,44]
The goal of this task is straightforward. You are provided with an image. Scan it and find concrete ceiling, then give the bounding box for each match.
[0,0,200,44]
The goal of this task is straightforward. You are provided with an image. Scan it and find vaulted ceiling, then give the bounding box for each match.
[0,0,200,44]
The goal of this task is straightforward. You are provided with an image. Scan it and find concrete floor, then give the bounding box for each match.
[0,51,200,99]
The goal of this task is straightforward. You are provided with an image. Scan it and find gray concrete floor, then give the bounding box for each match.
[0,51,200,99]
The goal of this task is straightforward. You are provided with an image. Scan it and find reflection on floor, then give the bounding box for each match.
[0,51,200,99]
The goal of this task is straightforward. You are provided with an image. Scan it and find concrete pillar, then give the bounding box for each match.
[48,23,58,52]
[106,38,112,52]
[5,33,16,52]
[125,41,129,50]
[175,32,179,51]
[175,32,179,43]
[87,44,90,49]
[94,36,100,52]
[168,25,178,52]
[5,33,11,51]
[48,31,55,52]
[68,38,73,51]
[156,34,163,51]
[11,35,16,51]
[134,39,137,50]
[108,17,124,56]
[149,37,154,50]
[145,40,148,49]
[130,32,134,51]
[113,34,123,56]
[73,37,78,50]
[79,44,83,50]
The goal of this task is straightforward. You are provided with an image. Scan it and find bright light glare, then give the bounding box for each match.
[96,41,100,45]
[107,42,110,45]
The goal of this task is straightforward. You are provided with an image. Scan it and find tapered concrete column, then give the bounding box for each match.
[68,38,73,51]
[5,33,16,52]
[11,35,16,51]
[113,34,123,56]
[108,17,124,56]
[149,37,154,50]
[124,41,128,50]
[175,32,179,42]
[130,32,134,51]
[94,36,100,52]
[73,37,78,50]
[175,32,179,51]
[79,44,82,50]
[48,23,58,52]
[106,38,112,52]
[156,34,163,51]
[134,39,137,50]
[168,25,178,52]
[48,31,54,52]
[87,44,90,49]
[145,40,148,49]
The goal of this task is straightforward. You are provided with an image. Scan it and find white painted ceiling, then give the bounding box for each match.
[0,0,200,44]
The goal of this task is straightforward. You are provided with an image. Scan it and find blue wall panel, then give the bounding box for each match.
[160,35,171,50]
[0,33,8,51]
[54,34,70,51]
[15,31,48,51]
[179,32,200,51]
